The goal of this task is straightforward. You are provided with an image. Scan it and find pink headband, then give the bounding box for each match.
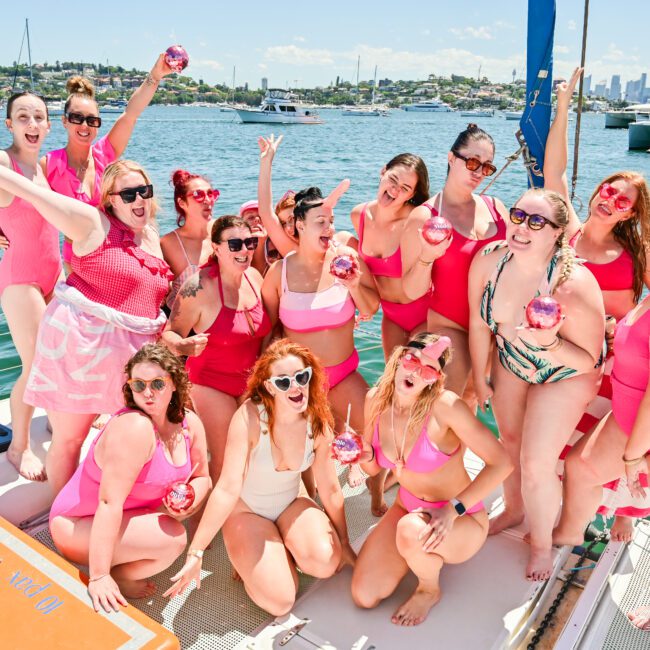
[422,336,452,361]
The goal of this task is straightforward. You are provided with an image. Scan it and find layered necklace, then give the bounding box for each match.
[390,399,412,477]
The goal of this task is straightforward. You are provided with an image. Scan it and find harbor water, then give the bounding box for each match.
[1,107,649,398]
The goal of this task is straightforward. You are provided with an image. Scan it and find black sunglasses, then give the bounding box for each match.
[66,112,102,128]
[223,237,259,252]
[109,184,154,204]
[452,151,497,177]
[509,207,560,231]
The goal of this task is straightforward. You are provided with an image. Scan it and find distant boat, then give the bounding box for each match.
[459,109,495,117]
[99,100,126,114]
[343,60,383,117]
[236,89,323,124]
[605,103,650,128]
[46,100,64,116]
[504,110,524,120]
[629,121,650,150]
[400,99,452,112]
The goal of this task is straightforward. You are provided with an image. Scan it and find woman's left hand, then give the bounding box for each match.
[625,456,649,499]
[337,542,357,572]
[415,504,457,552]
[332,246,362,290]
[151,53,174,81]
[517,315,565,349]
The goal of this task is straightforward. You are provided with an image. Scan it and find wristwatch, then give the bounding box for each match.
[187,549,204,560]
[450,498,466,517]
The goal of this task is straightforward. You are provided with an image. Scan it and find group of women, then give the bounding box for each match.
[1,61,650,630]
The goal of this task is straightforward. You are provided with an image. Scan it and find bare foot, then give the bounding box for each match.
[526,546,554,582]
[611,516,634,543]
[116,577,156,599]
[488,509,524,536]
[391,586,441,626]
[366,477,388,517]
[347,463,365,488]
[7,445,46,481]
[551,526,585,548]
[628,605,650,631]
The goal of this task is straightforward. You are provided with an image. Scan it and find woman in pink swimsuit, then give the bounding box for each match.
[162,215,271,482]
[164,339,355,615]
[262,183,379,493]
[50,344,210,612]
[545,68,650,543]
[402,124,507,400]
[0,92,61,481]
[0,158,172,495]
[160,169,218,309]
[351,332,511,626]
[43,55,174,274]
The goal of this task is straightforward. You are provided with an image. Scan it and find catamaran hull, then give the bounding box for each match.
[629,122,650,150]
[236,110,323,124]
[605,112,637,128]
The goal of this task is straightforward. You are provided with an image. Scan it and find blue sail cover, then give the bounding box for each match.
[520,0,556,188]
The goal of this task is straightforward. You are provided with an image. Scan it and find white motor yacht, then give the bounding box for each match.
[605,103,650,128]
[459,109,495,117]
[504,110,524,120]
[236,89,323,124]
[400,99,453,112]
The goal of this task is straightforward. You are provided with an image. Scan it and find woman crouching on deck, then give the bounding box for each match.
[351,332,512,626]
[49,344,210,612]
[164,340,356,616]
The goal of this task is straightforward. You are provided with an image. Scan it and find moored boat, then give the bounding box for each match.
[605,103,650,128]
[629,120,650,150]
[400,99,453,112]
[236,89,323,124]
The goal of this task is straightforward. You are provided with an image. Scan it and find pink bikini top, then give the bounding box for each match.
[357,203,402,278]
[569,231,635,292]
[279,252,355,333]
[371,416,460,473]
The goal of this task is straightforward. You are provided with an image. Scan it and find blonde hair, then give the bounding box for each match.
[100,160,159,221]
[515,188,575,289]
[64,76,96,113]
[367,332,451,440]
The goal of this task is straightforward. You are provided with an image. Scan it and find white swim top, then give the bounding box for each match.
[239,403,315,521]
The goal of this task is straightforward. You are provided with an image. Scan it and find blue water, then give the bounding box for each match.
[1,107,649,399]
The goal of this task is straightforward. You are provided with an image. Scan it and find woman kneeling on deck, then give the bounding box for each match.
[165,339,356,615]
[49,344,210,613]
[351,332,512,626]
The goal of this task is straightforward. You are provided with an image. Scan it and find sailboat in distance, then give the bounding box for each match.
[342,59,383,116]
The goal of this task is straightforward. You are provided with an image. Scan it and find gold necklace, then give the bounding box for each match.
[390,400,409,477]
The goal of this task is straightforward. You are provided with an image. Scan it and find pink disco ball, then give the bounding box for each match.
[330,254,358,280]
[331,430,363,464]
[165,45,189,73]
[165,481,195,513]
[525,296,563,330]
[422,216,453,245]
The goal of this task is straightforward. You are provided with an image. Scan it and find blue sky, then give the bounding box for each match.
[1,2,648,89]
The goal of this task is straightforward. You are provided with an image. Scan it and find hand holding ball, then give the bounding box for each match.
[422,216,453,245]
[525,296,563,330]
[331,430,363,465]
[330,254,358,281]
[165,45,189,73]
[165,481,195,513]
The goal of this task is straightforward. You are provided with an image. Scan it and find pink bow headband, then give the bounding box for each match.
[407,336,452,367]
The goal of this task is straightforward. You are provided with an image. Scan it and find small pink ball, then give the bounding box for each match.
[422,216,453,245]
[331,430,363,465]
[525,296,563,330]
[330,254,358,280]
[165,45,189,73]
[165,481,195,513]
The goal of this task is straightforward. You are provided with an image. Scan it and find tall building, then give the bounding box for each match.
[609,75,621,101]
[584,74,591,96]
[261,77,268,91]
[594,82,607,97]
[640,73,648,102]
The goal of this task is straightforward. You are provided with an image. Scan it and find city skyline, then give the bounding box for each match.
[2,2,649,90]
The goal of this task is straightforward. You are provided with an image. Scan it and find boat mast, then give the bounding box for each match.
[371,65,377,107]
[571,0,590,201]
[231,66,236,103]
[26,19,34,88]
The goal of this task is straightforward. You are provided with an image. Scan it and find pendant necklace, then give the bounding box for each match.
[390,399,408,477]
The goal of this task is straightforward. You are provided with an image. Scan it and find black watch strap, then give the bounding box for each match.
[451,498,466,516]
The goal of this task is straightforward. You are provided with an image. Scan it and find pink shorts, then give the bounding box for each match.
[398,486,484,515]
[381,290,432,333]
[324,349,359,390]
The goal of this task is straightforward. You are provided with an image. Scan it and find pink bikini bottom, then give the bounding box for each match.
[324,349,359,390]
[398,486,484,515]
[381,290,432,333]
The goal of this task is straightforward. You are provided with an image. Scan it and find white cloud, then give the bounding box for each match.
[199,41,207,48]
[264,45,335,66]
[567,20,576,30]
[449,26,494,40]
[192,59,223,71]
[555,45,570,54]
[494,20,515,30]
[602,42,638,63]
[293,36,306,43]
[258,63,268,70]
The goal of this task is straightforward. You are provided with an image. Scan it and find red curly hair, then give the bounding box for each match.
[244,339,333,442]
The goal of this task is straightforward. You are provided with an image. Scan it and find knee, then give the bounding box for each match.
[395,514,425,555]
[351,574,381,609]
[160,517,188,559]
[254,585,296,617]
[563,448,600,484]
[520,455,556,489]
[298,538,340,578]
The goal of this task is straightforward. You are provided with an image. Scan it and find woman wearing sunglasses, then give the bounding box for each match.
[43,57,174,274]
[468,188,605,581]
[401,124,507,405]
[164,339,355,614]
[162,215,271,482]
[50,344,210,613]
[262,183,379,490]
[0,159,172,494]
[544,68,650,544]
[0,91,61,481]
[160,169,219,309]
[351,332,511,625]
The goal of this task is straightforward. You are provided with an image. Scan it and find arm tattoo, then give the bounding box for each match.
[180,275,203,299]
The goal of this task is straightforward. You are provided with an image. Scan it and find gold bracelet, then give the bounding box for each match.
[623,454,645,466]
[187,549,204,560]
[540,336,563,352]
[417,258,434,266]
[89,574,109,582]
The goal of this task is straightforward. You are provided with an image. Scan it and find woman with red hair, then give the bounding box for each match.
[164,339,355,615]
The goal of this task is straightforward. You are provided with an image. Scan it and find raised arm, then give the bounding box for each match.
[107,54,173,157]
[544,67,583,238]
[0,159,101,243]
[257,134,297,256]
[163,403,254,597]
[87,414,156,612]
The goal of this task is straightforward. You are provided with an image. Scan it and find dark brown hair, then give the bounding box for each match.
[448,123,495,175]
[385,153,430,206]
[122,343,192,424]
[6,91,48,119]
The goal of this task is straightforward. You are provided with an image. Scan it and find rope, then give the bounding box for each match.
[480,139,525,195]
[571,0,590,202]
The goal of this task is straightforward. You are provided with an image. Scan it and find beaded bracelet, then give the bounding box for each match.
[88,574,109,582]
[623,454,646,466]
[540,336,563,352]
